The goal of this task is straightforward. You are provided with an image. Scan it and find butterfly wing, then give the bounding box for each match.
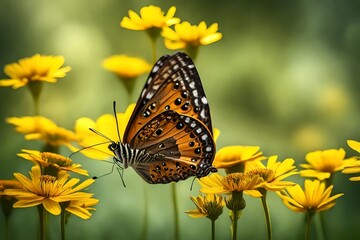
[129,111,216,184]
[124,52,213,143]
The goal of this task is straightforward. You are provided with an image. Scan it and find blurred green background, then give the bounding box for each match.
[1,0,359,239]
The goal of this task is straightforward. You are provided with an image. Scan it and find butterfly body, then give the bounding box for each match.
[109,52,216,184]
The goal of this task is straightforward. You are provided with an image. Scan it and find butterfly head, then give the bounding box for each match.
[108,141,124,166]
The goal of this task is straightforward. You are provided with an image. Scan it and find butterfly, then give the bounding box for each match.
[108,52,217,184]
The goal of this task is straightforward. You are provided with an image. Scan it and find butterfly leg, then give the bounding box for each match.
[116,166,127,187]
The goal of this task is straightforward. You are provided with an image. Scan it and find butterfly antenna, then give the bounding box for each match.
[68,141,111,158]
[116,167,127,187]
[89,128,115,143]
[113,101,122,143]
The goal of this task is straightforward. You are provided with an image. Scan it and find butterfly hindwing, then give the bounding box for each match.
[124,52,212,143]
[129,110,215,184]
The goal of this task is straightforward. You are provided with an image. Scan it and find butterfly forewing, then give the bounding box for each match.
[129,111,215,184]
[124,52,213,143]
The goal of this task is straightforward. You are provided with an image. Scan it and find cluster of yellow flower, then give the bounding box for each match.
[185,143,360,239]
[0,3,359,240]
[0,5,223,240]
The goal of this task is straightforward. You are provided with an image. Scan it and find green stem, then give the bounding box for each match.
[38,205,46,240]
[61,209,66,240]
[260,190,272,240]
[151,38,157,64]
[211,219,215,240]
[141,184,148,240]
[231,209,239,240]
[305,211,314,240]
[28,81,43,115]
[171,183,179,240]
[5,216,9,240]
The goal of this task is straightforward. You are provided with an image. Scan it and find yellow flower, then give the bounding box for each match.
[4,166,96,216]
[162,21,222,50]
[213,145,265,171]
[0,179,23,218]
[277,179,343,213]
[71,104,135,160]
[102,55,151,79]
[0,54,71,89]
[300,148,357,180]
[246,156,298,191]
[120,5,180,30]
[185,194,224,221]
[347,139,360,153]
[18,149,88,176]
[199,172,264,197]
[6,116,78,147]
[0,179,23,195]
[65,197,99,219]
[342,140,360,181]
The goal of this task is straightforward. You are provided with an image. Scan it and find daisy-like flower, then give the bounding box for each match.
[4,166,96,216]
[0,179,23,220]
[102,55,151,79]
[70,104,135,160]
[185,194,224,221]
[213,145,265,174]
[162,21,222,58]
[18,149,88,176]
[64,197,99,219]
[102,55,151,94]
[246,156,298,191]
[342,140,360,181]
[120,5,180,31]
[6,116,78,147]
[300,148,357,181]
[199,172,264,197]
[0,54,71,89]
[278,179,343,213]
[278,179,343,239]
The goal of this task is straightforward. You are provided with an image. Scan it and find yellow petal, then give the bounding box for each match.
[43,198,61,215]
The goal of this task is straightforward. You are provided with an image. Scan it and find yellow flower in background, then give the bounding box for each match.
[185,194,224,220]
[300,148,357,181]
[246,156,298,191]
[162,21,222,50]
[213,145,265,171]
[71,104,135,160]
[6,116,78,147]
[102,55,151,79]
[120,5,180,31]
[18,149,88,176]
[347,140,360,153]
[65,197,99,219]
[342,140,360,181]
[4,166,96,216]
[0,179,23,219]
[199,172,264,197]
[277,179,343,213]
[0,54,71,89]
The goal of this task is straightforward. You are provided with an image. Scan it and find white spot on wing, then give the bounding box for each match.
[146,92,153,100]
[152,65,159,73]
[147,77,152,84]
[189,81,195,89]
[200,109,206,119]
[201,96,208,104]
[192,90,198,97]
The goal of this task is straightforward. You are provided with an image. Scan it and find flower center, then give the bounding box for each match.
[41,152,72,167]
